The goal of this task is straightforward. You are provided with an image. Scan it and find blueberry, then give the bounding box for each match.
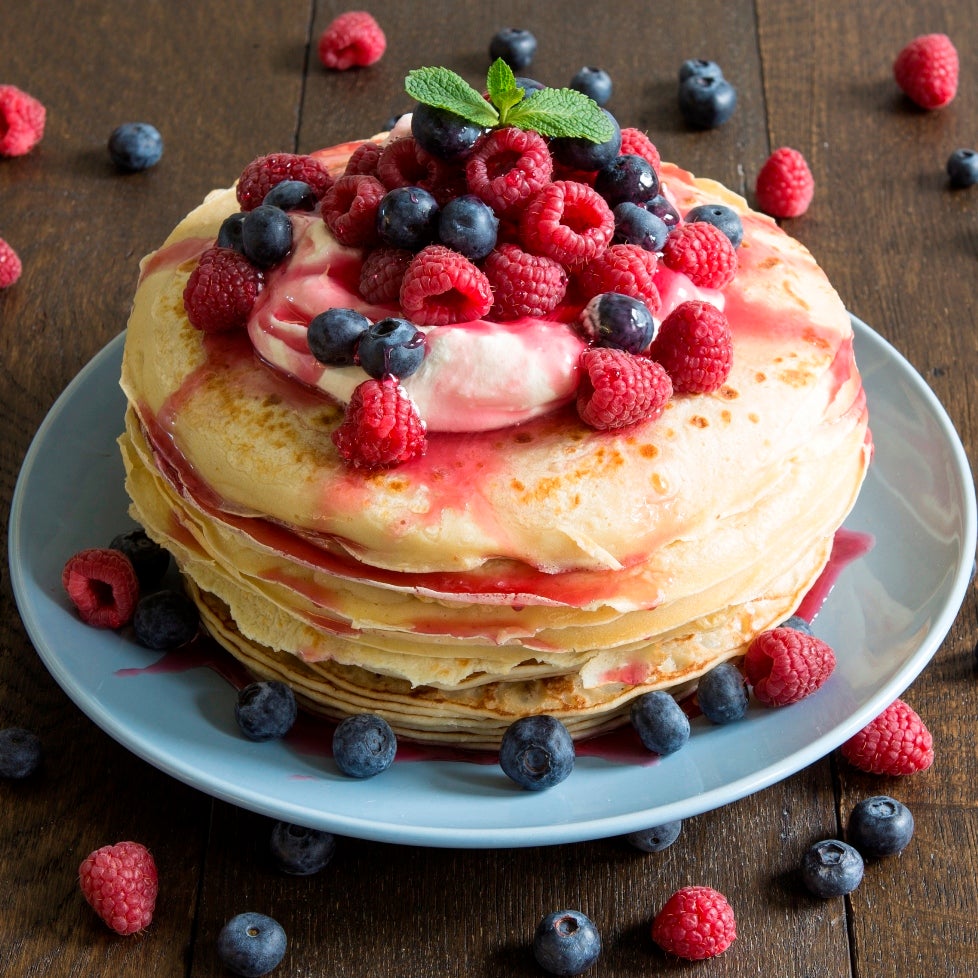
[241,204,293,267]
[625,819,683,853]
[551,109,622,172]
[533,909,601,976]
[132,590,199,650]
[108,122,163,172]
[216,911,287,978]
[262,179,317,212]
[570,66,613,106]
[332,713,397,778]
[629,690,690,755]
[800,839,864,898]
[269,821,337,875]
[217,212,247,253]
[685,203,744,248]
[679,59,724,83]
[847,795,915,858]
[306,308,370,366]
[778,614,814,635]
[499,714,575,790]
[595,154,659,207]
[0,727,42,779]
[678,72,737,129]
[947,148,978,189]
[356,317,426,380]
[438,194,499,260]
[109,528,170,589]
[235,681,297,742]
[613,202,670,252]
[579,292,656,354]
[644,194,682,231]
[489,27,537,70]
[696,661,748,724]
[411,103,485,161]
[515,76,547,95]
[376,186,440,251]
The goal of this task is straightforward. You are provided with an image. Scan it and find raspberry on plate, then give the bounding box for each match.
[520,180,615,270]
[62,548,140,629]
[465,126,553,216]
[0,237,23,289]
[322,173,386,247]
[651,885,736,960]
[317,10,387,70]
[183,246,264,333]
[755,146,815,219]
[893,33,959,110]
[576,243,661,318]
[235,153,334,211]
[0,84,46,156]
[840,697,934,775]
[358,246,413,304]
[660,221,737,288]
[744,626,836,706]
[483,243,567,320]
[78,841,158,935]
[650,299,733,393]
[619,127,661,175]
[332,377,427,468]
[399,244,493,326]
[576,347,672,430]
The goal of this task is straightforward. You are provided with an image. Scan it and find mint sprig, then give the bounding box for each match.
[405,59,614,143]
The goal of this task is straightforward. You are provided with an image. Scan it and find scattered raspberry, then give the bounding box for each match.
[744,626,836,706]
[359,246,413,304]
[482,243,568,320]
[62,548,140,629]
[235,153,334,211]
[660,221,737,289]
[317,11,387,70]
[520,180,615,270]
[754,147,815,219]
[840,698,934,775]
[343,140,383,177]
[399,244,493,326]
[649,300,733,393]
[0,84,46,157]
[576,347,672,430]
[78,841,158,936]
[465,126,553,216]
[321,173,386,247]
[893,33,959,110]
[575,243,661,317]
[652,885,736,960]
[332,377,426,468]
[0,237,23,288]
[376,137,466,205]
[619,128,661,175]
[183,246,264,333]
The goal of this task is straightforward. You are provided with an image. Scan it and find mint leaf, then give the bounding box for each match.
[405,66,498,127]
[507,88,615,141]
[486,58,525,118]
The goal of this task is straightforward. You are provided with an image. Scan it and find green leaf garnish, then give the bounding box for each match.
[507,88,615,140]
[405,66,499,127]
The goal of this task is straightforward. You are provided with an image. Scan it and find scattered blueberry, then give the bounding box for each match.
[644,194,682,231]
[847,796,915,858]
[0,727,42,779]
[376,186,440,251]
[411,103,485,161]
[307,308,370,366]
[269,821,337,875]
[625,819,683,852]
[779,614,814,635]
[109,528,170,589]
[262,179,318,211]
[629,690,690,755]
[678,58,723,83]
[947,148,978,189]
[108,122,163,172]
[570,66,613,106]
[696,661,748,724]
[613,202,670,252]
[800,839,864,897]
[551,109,622,172]
[132,589,199,650]
[217,212,247,253]
[332,713,397,778]
[685,203,744,247]
[489,27,537,70]
[356,317,427,379]
[438,194,499,260]
[499,714,575,790]
[241,204,293,267]
[678,71,737,129]
[235,681,297,742]
[595,153,660,207]
[216,911,287,978]
[533,909,602,976]
[579,292,656,354]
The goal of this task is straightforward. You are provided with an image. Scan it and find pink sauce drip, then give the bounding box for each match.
[138,236,213,282]
[794,527,875,622]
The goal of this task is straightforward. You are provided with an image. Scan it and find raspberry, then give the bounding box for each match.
[520,180,615,270]
[317,11,386,70]
[62,548,140,629]
[619,127,661,175]
[376,137,466,205]
[649,300,733,393]
[343,140,382,177]
[235,153,334,211]
[660,221,737,289]
[321,173,386,247]
[576,347,672,430]
[332,377,427,468]
[0,237,23,289]
[359,247,413,304]
[482,243,568,320]
[465,126,553,216]
[399,244,493,326]
[0,84,46,157]
[754,147,815,219]
[183,246,264,333]
[78,841,158,935]
[893,33,958,110]
[651,885,736,960]
[575,243,661,317]
[840,698,934,775]
[744,626,836,706]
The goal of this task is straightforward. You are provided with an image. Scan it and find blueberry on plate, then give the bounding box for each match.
[216,911,287,978]
[235,681,297,742]
[629,690,690,755]
[499,714,575,790]
[685,202,744,248]
[269,821,337,875]
[800,839,864,897]
[438,194,498,260]
[595,153,659,207]
[109,528,170,589]
[696,661,748,724]
[570,66,613,106]
[533,909,602,976]
[376,186,440,251]
[678,71,737,129]
[579,292,656,354]
[307,308,370,366]
[613,202,670,252]
[625,819,683,853]
[489,27,537,70]
[217,212,247,253]
[262,179,318,212]
[132,589,199,650]
[108,122,163,171]
[241,204,293,267]
[847,795,914,858]
[551,109,621,172]
[0,727,42,779]
[947,148,978,189]
[332,713,397,778]
[411,103,485,161]
[356,317,426,380]
[778,613,814,636]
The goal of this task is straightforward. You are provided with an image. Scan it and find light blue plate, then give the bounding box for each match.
[8,318,976,848]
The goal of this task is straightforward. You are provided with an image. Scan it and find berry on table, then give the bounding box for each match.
[399,244,493,326]
[183,246,264,333]
[62,548,140,629]
[625,819,683,852]
[893,33,958,110]
[660,221,738,288]
[0,83,46,156]
[678,69,737,129]
[650,300,733,394]
[376,186,440,251]
[217,911,288,977]
[0,727,42,779]
[755,146,815,219]
[132,589,200,650]
[0,237,23,289]
[685,203,743,248]
[800,839,864,897]
[499,714,575,790]
[840,698,934,775]
[241,204,293,267]
[411,103,485,161]
[651,885,736,960]
[847,795,914,858]
[679,59,722,82]
[356,317,426,380]
[269,821,337,875]
[332,377,427,468]
[696,660,748,724]
[108,122,163,172]
[744,626,836,706]
[307,308,370,366]
[318,10,386,70]
[947,148,978,189]
[332,712,397,778]
[234,681,297,742]
[78,841,158,935]
[578,292,657,354]
[629,690,690,756]
[570,66,613,106]
[489,27,537,70]
[236,153,334,212]
[533,909,602,976]
[482,243,568,320]
[109,528,170,589]
[576,347,672,431]
[595,153,660,207]
[437,194,499,260]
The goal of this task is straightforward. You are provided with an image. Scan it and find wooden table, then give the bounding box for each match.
[3,2,977,975]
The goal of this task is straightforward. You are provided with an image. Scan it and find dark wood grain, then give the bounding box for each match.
[3,1,978,976]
